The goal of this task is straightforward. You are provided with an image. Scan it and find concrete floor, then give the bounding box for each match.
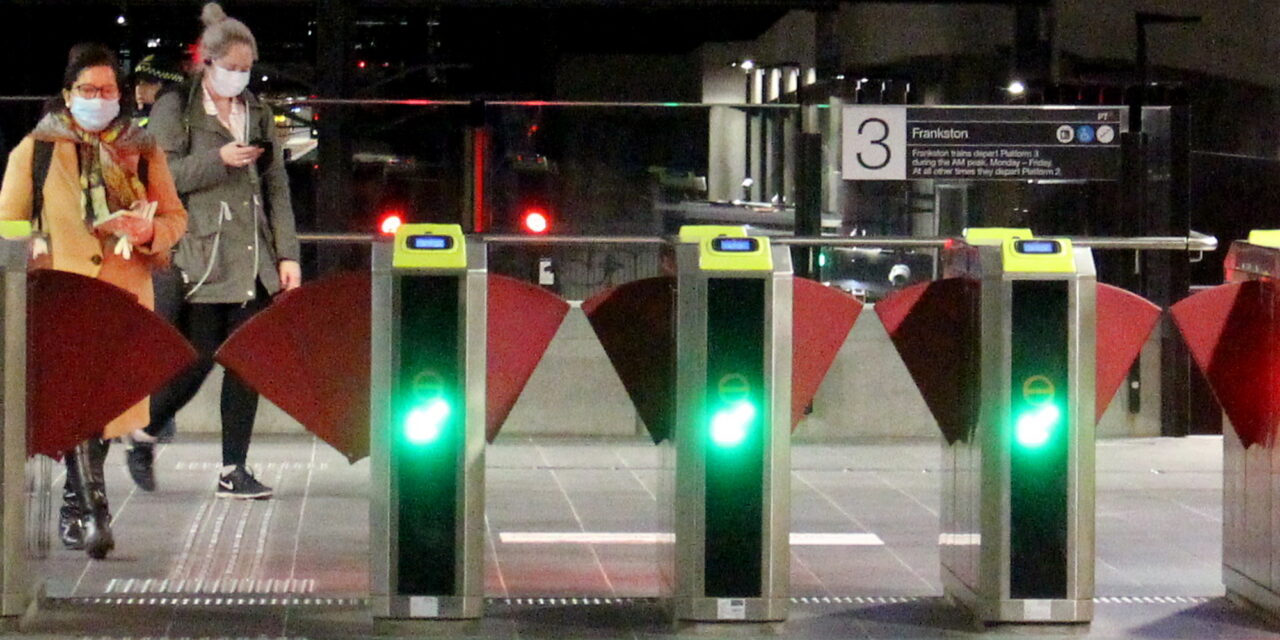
[14,434,1280,639]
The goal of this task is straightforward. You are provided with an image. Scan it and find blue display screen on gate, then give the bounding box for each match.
[1015,240,1061,255]
[712,237,758,253]
[407,235,453,250]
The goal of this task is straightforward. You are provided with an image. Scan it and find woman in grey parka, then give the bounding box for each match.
[127,2,300,499]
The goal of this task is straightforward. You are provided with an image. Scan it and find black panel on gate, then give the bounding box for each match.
[395,275,461,596]
[1009,280,1070,599]
[703,278,766,598]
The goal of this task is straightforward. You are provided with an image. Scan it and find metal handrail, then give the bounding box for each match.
[277,98,804,109]
[296,232,1218,252]
[0,95,804,110]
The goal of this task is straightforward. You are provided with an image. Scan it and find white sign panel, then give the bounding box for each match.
[842,106,1123,181]
[716,598,747,620]
[409,595,440,618]
[841,106,907,181]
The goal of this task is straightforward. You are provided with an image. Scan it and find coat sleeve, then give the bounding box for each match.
[134,144,187,256]
[0,137,34,222]
[261,105,300,263]
[149,92,227,195]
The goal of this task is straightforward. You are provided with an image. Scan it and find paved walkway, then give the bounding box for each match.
[18,434,1277,639]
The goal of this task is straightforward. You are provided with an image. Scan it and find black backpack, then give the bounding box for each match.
[30,139,149,224]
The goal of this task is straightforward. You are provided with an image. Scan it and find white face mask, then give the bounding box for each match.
[68,96,120,132]
[209,63,251,98]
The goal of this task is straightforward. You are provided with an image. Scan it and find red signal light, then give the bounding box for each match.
[522,209,550,234]
[379,213,404,235]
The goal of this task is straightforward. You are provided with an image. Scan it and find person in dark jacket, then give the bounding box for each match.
[131,52,189,448]
[131,53,186,127]
[130,2,300,499]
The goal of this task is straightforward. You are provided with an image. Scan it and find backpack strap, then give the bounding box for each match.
[30,140,54,228]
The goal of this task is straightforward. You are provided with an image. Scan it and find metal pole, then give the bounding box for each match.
[316,0,354,275]
[462,100,487,233]
[296,232,1218,252]
[0,239,28,618]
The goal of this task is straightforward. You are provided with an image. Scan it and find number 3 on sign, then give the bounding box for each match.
[842,106,907,180]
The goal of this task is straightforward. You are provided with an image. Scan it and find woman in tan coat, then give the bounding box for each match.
[0,43,187,558]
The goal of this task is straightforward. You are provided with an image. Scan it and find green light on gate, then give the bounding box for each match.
[1014,404,1060,449]
[710,401,756,447]
[405,398,451,444]
[818,252,828,268]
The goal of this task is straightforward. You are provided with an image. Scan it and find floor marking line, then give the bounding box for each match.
[796,472,933,590]
[169,498,214,581]
[485,513,510,598]
[788,547,834,598]
[538,445,617,595]
[287,438,319,584]
[497,531,885,545]
[875,471,939,518]
[613,449,656,502]
[938,533,982,546]
[193,498,233,588]
[220,500,254,584]
[247,465,285,582]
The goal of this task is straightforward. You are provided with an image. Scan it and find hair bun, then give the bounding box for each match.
[201,3,227,27]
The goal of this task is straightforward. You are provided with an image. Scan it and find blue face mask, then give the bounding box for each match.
[68,96,121,132]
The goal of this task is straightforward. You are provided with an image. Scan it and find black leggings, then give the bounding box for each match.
[145,282,269,467]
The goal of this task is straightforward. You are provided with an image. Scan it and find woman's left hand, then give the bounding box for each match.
[278,259,302,291]
[100,216,155,246]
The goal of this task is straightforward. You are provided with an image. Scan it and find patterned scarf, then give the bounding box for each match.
[30,111,153,229]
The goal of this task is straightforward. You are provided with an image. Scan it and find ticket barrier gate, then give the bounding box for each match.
[874,229,1107,624]
[370,224,485,619]
[1171,231,1280,616]
[671,227,791,622]
[945,233,1096,623]
[0,220,199,623]
[216,223,567,621]
[0,229,30,620]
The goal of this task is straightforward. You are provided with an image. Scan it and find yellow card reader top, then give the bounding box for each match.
[392,223,467,270]
[677,224,772,271]
[1247,230,1280,249]
[1001,237,1076,273]
[962,227,1033,247]
[0,221,32,239]
[699,235,773,272]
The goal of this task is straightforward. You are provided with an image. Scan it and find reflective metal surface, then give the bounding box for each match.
[1221,242,1280,614]
[369,241,486,620]
[0,239,30,617]
[671,244,791,622]
[940,244,1096,624]
[297,232,1217,252]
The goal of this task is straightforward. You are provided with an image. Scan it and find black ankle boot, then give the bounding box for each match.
[58,457,84,550]
[73,439,114,559]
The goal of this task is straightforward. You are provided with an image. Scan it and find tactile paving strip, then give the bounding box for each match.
[59,596,365,607]
[105,578,316,595]
[56,595,1216,608]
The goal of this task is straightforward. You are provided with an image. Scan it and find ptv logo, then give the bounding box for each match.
[405,369,450,445]
[1015,374,1060,449]
[710,373,755,448]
